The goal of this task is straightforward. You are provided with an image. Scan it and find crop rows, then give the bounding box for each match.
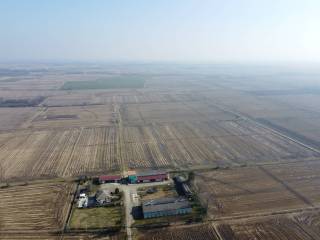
[193,161,320,219]
[0,182,75,232]
[137,224,220,240]
[44,91,206,106]
[0,118,318,180]
[216,215,320,240]
[0,232,126,240]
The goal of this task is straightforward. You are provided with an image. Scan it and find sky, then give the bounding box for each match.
[0,0,320,63]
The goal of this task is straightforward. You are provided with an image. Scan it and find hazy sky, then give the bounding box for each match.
[1,0,320,63]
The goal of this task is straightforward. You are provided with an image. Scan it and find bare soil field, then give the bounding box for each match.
[0,117,318,180]
[0,107,38,131]
[293,210,320,237]
[42,89,182,107]
[0,233,126,240]
[120,120,318,169]
[1,64,320,239]
[215,216,320,240]
[257,116,320,149]
[0,127,119,180]
[263,161,320,206]
[0,182,75,232]
[136,224,220,240]
[193,162,320,219]
[0,119,317,180]
[29,105,115,129]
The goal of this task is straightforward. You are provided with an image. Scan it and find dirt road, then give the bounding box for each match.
[101,180,172,240]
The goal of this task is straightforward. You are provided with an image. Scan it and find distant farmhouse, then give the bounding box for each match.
[142,197,192,219]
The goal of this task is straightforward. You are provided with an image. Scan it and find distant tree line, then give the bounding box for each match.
[0,96,46,107]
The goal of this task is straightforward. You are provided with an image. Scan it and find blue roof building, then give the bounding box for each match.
[142,197,192,219]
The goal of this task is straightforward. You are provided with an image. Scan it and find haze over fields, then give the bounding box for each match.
[1,1,320,240]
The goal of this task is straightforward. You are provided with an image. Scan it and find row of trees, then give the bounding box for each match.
[0,162,6,185]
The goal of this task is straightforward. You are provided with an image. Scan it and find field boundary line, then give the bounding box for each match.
[208,99,320,154]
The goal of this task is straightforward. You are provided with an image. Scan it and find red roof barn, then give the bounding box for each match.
[99,175,122,183]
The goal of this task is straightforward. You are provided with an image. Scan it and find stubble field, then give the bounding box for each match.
[0,182,75,232]
[1,64,320,239]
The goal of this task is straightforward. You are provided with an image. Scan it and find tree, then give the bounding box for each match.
[0,162,5,184]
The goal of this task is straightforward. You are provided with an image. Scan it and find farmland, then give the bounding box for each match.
[1,63,320,239]
[0,181,75,232]
[215,211,320,240]
[0,233,126,240]
[29,105,115,129]
[193,161,320,219]
[61,76,146,90]
[0,119,318,180]
[136,224,220,240]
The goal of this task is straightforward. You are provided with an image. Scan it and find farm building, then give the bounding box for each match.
[135,170,168,183]
[142,197,192,219]
[99,175,122,184]
[126,170,137,183]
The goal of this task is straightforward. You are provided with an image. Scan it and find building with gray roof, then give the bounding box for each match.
[142,197,192,219]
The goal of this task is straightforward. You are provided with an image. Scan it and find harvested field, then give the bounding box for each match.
[0,182,75,232]
[0,127,119,180]
[121,102,237,125]
[0,233,126,240]
[1,64,320,239]
[0,107,37,131]
[293,210,320,237]
[119,120,318,169]
[0,118,318,180]
[263,161,320,206]
[30,105,115,129]
[193,162,320,219]
[215,214,320,240]
[43,91,207,106]
[136,224,220,240]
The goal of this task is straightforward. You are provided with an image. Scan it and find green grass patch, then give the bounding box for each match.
[61,76,145,90]
[69,206,123,230]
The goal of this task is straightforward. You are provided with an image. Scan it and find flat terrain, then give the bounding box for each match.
[0,233,126,240]
[1,63,320,239]
[61,76,145,90]
[215,211,320,240]
[194,161,320,219]
[1,119,316,180]
[69,206,123,230]
[136,224,220,240]
[0,181,75,232]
